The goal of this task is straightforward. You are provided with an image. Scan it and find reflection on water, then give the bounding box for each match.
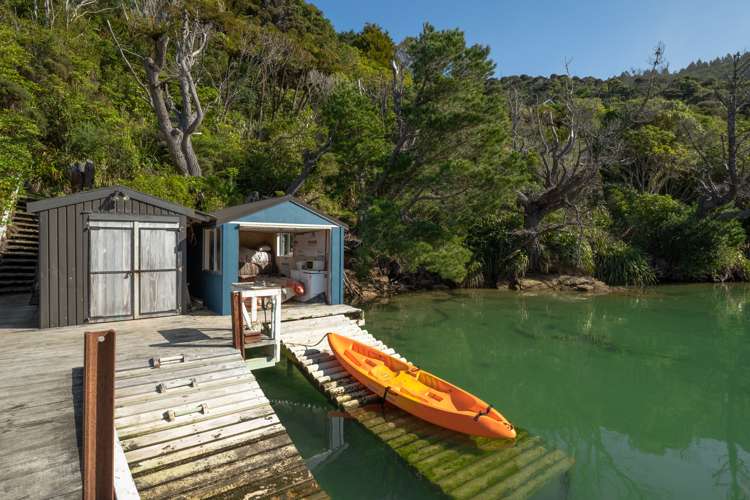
[366,284,750,500]
[254,361,446,500]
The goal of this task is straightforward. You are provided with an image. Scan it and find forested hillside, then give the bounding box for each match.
[2,0,749,287]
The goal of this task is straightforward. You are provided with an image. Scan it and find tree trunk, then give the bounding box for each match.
[522,207,544,272]
[285,139,332,196]
[181,135,202,177]
[144,36,191,176]
[286,160,317,196]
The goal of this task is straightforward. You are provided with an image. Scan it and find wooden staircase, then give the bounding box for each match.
[0,196,39,295]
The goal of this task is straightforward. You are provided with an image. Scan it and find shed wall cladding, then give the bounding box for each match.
[37,196,187,328]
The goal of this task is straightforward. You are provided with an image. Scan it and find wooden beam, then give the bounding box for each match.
[83,329,116,500]
[231,291,244,358]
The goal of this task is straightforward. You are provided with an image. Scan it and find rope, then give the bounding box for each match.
[380,385,392,412]
[284,332,331,349]
[383,386,392,400]
[473,404,493,421]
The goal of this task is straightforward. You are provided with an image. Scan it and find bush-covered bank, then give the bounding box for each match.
[2,1,749,291]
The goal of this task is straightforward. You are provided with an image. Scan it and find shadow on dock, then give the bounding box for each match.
[70,367,84,477]
[148,327,232,349]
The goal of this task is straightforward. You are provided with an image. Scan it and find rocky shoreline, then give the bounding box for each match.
[499,274,610,294]
[345,268,612,304]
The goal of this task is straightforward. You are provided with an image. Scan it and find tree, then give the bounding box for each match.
[511,78,606,270]
[610,103,694,195]
[339,23,395,68]
[354,23,508,279]
[685,53,750,217]
[364,24,506,216]
[109,1,210,176]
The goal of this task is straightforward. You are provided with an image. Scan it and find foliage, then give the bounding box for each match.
[1,1,749,287]
[543,228,595,275]
[466,213,527,285]
[121,171,238,212]
[404,237,473,283]
[592,238,656,287]
[608,188,749,281]
[339,23,394,68]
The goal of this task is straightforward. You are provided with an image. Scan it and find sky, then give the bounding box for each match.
[309,0,750,78]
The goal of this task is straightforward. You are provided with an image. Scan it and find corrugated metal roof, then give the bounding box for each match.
[211,195,348,228]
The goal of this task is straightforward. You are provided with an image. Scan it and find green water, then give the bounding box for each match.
[257,284,750,499]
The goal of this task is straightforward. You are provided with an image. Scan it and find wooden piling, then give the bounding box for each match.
[230,291,245,358]
[83,329,116,500]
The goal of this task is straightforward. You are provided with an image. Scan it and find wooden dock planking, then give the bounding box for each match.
[280,303,364,325]
[280,314,575,500]
[0,312,334,500]
[113,335,327,498]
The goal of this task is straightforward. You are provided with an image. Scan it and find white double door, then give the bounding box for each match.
[88,219,180,321]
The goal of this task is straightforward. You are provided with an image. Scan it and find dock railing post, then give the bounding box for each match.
[231,291,245,358]
[83,329,116,500]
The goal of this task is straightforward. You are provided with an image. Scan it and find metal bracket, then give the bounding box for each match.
[157,377,198,393]
[151,354,185,368]
[165,403,209,422]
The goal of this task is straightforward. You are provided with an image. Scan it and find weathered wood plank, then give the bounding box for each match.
[58,205,68,326]
[134,436,295,492]
[49,207,59,327]
[118,396,271,440]
[128,423,287,475]
[116,368,250,400]
[147,452,304,499]
[125,413,280,463]
[121,405,276,452]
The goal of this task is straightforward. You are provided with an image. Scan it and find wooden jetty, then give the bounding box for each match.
[1,300,569,500]
[280,313,575,500]
[0,313,327,500]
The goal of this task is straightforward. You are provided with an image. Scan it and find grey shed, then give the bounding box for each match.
[27,186,210,328]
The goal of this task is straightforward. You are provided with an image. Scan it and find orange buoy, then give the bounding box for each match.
[287,280,305,296]
[327,332,516,439]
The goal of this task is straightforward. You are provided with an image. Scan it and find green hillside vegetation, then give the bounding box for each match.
[2,0,749,287]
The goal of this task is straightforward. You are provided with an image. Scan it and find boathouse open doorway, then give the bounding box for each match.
[235,224,332,304]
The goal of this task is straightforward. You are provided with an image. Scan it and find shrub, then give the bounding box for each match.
[607,187,749,281]
[543,228,595,275]
[466,213,525,285]
[593,238,656,286]
[405,237,473,283]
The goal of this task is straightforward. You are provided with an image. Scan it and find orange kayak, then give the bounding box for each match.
[327,332,516,439]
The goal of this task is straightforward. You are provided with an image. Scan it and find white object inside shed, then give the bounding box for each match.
[232,221,331,303]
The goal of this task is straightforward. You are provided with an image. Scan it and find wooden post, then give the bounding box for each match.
[83,329,116,500]
[231,291,245,358]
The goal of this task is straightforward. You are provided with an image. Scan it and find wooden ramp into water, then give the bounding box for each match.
[281,315,574,500]
[115,345,328,500]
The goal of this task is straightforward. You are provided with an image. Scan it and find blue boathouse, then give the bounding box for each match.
[188,196,347,315]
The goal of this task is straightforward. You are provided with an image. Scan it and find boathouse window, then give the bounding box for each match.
[277,232,293,257]
[203,227,222,272]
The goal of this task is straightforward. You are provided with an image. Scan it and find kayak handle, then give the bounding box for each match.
[473,405,493,421]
